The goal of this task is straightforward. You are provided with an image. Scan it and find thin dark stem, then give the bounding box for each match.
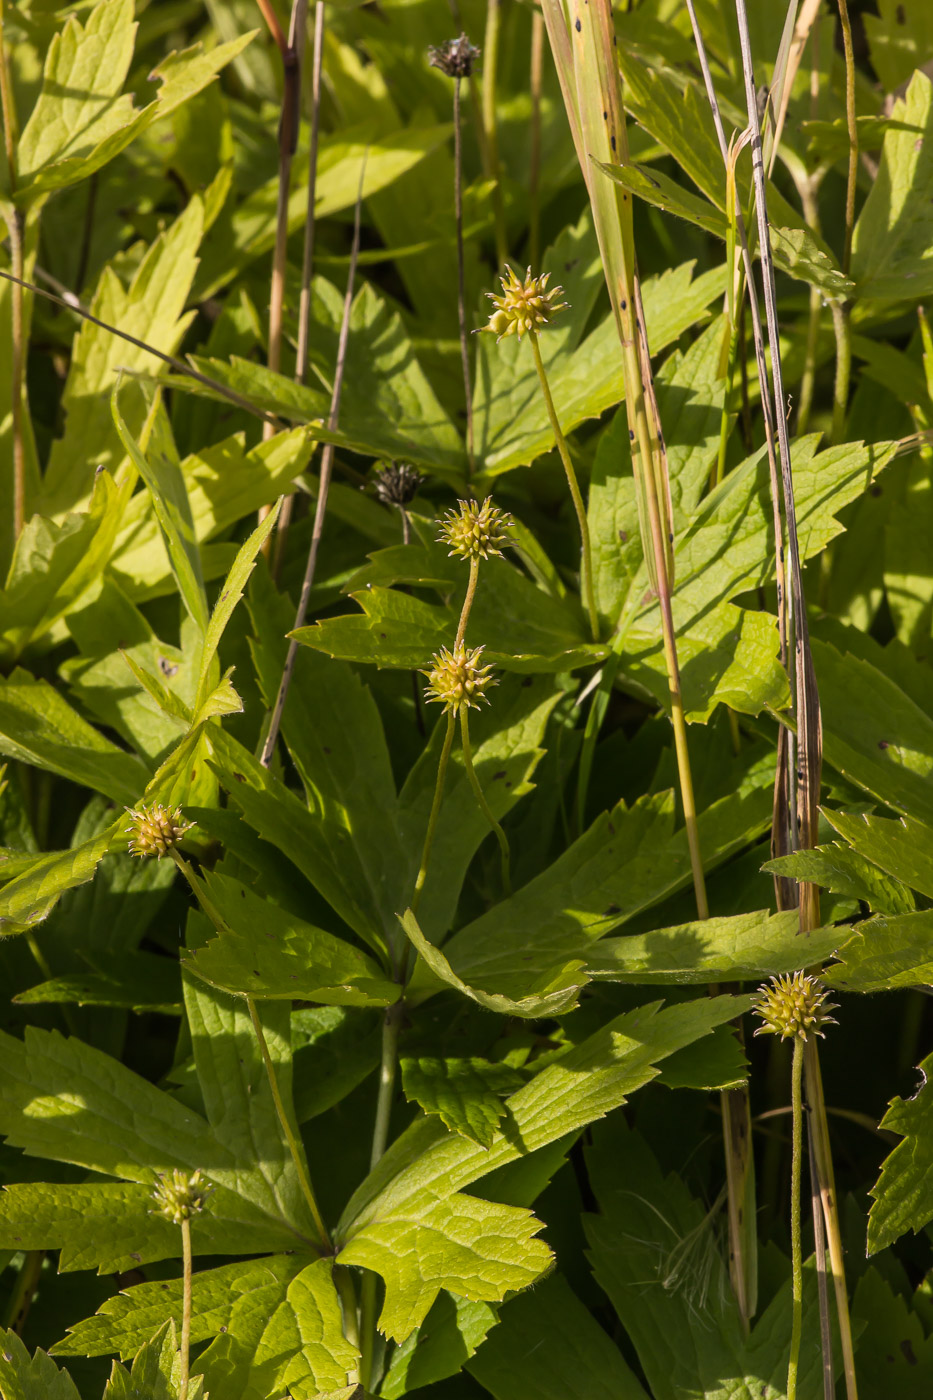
[453,77,474,473]
[256,0,288,54]
[180,1218,193,1400]
[529,331,599,640]
[788,1037,804,1400]
[460,704,511,895]
[260,155,366,768]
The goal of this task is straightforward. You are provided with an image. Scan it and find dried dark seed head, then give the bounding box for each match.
[428,33,480,79]
[373,461,424,508]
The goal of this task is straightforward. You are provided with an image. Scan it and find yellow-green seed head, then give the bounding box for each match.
[423,644,496,712]
[438,497,514,561]
[150,1169,213,1224]
[482,266,568,341]
[753,972,838,1042]
[125,803,194,859]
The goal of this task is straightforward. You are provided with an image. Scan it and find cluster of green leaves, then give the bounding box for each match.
[1,1,933,1399]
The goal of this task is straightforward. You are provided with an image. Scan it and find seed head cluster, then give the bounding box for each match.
[438,497,514,561]
[427,34,480,79]
[753,972,838,1042]
[483,266,568,341]
[423,644,496,713]
[373,460,424,508]
[125,803,194,859]
[151,1169,214,1225]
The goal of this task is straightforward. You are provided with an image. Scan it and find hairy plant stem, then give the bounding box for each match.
[260,157,366,768]
[360,1000,404,1387]
[805,1037,859,1400]
[830,297,852,446]
[529,8,545,271]
[410,710,457,919]
[180,1218,193,1400]
[529,331,598,640]
[482,0,508,267]
[456,556,480,648]
[246,995,330,1248]
[809,1125,835,1400]
[787,1037,804,1400]
[460,704,511,895]
[453,74,475,473]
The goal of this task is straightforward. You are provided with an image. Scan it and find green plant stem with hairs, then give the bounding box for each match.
[529,331,599,641]
[457,555,480,648]
[482,0,508,267]
[788,1036,804,1400]
[460,702,511,895]
[179,1217,193,1400]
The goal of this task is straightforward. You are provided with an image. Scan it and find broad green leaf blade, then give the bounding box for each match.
[868,1050,933,1253]
[467,1273,649,1400]
[0,1329,81,1400]
[0,670,149,804]
[112,394,209,635]
[338,1192,552,1343]
[0,821,121,933]
[194,502,282,710]
[587,911,845,984]
[850,1266,933,1393]
[827,910,933,992]
[382,1294,498,1399]
[54,1256,305,1360]
[184,874,397,1006]
[764,846,916,915]
[824,808,933,899]
[400,1057,523,1147]
[16,952,181,1012]
[101,1321,198,1400]
[338,994,753,1238]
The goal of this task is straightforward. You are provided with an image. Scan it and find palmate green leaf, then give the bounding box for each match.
[0,820,121,934]
[113,394,208,636]
[41,196,205,516]
[825,808,933,899]
[0,1328,81,1400]
[102,1320,204,1400]
[382,1293,498,1400]
[585,1121,832,1400]
[765,845,916,916]
[0,1182,189,1274]
[851,1266,933,1395]
[412,785,771,1008]
[0,670,148,804]
[827,910,933,992]
[339,994,753,1241]
[467,1273,649,1400]
[852,70,933,303]
[400,1057,524,1147]
[184,872,397,1007]
[868,1050,933,1253]
[864,0,933,91]
[193,1259,358,1400]
[55,1255,305,1360]
[340,1192,552,1344]
[586,910,847,984]
[815,640,933,827]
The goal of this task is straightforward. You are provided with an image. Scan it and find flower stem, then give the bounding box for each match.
[456,556,480,649]
[529,331,599,641]
[460,704,511,895]
[411,709,458,918]
[359,1000,404,1388]
[837,0,858,280]
[787,1036,804,1400]
[529,9,545,272]
[180,1217,193,1400]
[453,74,474,474]
[830,297,852,446]
[482,0,508,268]
[0,0,26,541]
[246,996,330,1249]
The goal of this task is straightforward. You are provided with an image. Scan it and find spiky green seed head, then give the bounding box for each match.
[423,644,496,712]
[150,1169,213,1224]
[428,33,480,78]
[437,497,514,561]
[125,803,194,859]
[482,266,568,341]
[753,973,837,1042]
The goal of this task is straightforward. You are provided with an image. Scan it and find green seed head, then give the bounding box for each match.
[125,803,194,859]
[151,1169,213,1224]
[482,266,568,341]
[753,972,837,1042]
[423,644,496,712]
[438,497,514,561]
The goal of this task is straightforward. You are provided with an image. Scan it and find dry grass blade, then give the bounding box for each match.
[259,153,368,770]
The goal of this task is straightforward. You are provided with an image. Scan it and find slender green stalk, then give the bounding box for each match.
[3,1250,43,1334]
[482,0,508,266]
[453,74,474,474]
[360,1002,404,1387]
[411,710,458,918]
[529,8,545,271]
[456,555,480,648]
[529,331,598,641]
[180,1218,193,1400]
[0,4,25,541]
[830,298,852,446]
[246,996,330,1248]
[787,1037,804,1400]
[460,704,511,895]
[805,1038,859,1400]
[334,1265,362,1384]
[809,1125,835,1400]
[837,0,857,279]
